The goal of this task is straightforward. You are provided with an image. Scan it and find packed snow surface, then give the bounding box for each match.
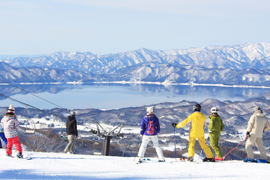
[0,149,270,180]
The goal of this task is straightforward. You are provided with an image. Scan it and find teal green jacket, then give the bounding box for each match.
[208,114,225,135]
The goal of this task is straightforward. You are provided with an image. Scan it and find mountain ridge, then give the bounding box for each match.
[2,42,270,72]
[1,42,270,85]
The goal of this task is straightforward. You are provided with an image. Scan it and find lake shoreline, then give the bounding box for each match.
[0,81,269,109]
[1,80,270,89]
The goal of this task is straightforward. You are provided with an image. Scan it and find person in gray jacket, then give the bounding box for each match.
[1,104,23,158]
[245,106,270,163]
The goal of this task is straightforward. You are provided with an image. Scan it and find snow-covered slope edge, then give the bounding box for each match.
[0,150,269,180]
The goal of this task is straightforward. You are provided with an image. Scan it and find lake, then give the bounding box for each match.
[0,83,269,110]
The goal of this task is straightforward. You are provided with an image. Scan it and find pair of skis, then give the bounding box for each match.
[136,158,169,164]
[136,126,178,164]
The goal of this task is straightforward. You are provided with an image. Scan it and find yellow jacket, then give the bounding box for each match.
[176,112,206,137]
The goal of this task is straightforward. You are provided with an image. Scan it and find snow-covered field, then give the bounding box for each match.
[1,149,270,180]
[18,117,141,135]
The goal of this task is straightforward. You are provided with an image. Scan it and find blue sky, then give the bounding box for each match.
[0,0,270,55]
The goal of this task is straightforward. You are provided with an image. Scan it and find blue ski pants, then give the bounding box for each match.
[0,132,7,147]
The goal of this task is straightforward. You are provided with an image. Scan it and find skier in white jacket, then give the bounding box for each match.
[245,106,270,163]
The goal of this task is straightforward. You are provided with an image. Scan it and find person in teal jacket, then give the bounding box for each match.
[208,107,225,161]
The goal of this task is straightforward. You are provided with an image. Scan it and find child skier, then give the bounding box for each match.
[172,104,214,162]
[245,106,270,163]
[137,106,165,163]
[208,107,225,161]
[1,104,23,158]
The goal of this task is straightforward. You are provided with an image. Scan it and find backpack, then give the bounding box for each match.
[147,120,155,135]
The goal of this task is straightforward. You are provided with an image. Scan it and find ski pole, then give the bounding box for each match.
[174,126,176,161]
[223,137,248,159]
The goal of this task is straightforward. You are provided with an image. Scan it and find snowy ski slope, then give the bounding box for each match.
[0,149,269,180]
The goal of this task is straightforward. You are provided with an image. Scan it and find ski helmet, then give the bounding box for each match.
[193,104,201,112]
[210,107,218,113]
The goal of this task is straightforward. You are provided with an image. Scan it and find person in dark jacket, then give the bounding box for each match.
[64,111,78,154]
[137,106,165,163]
[208,107,225,161]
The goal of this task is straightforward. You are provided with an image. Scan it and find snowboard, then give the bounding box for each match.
[7,155,32,160]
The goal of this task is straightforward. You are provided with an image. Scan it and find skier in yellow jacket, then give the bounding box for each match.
[172,104,214,162]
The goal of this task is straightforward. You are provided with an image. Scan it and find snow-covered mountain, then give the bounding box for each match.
[0,61,94,83]
[2,60,270,85]
[3,42,270,73]
[110,63,270,85]
[1,42,270,85]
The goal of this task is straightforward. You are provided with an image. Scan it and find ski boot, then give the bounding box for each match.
[203,157,215,162]
[257,159,267,163]
[137,157,143,163]
[244,158,255,162]
[215,156,224,161]
[158,158,166,162]
[187,156,194,162]
[16,151,23,158]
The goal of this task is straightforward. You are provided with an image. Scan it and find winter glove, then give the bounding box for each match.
[246,132,250,138]
[172,122,177,127]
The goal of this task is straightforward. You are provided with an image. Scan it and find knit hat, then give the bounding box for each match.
[254,106,261,111]
[70,111,76,116]
[193,104,201,112]
[8,104,15,113]
[146,106,154,113]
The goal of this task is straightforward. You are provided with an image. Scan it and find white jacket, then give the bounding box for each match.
[247,110,270,138]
